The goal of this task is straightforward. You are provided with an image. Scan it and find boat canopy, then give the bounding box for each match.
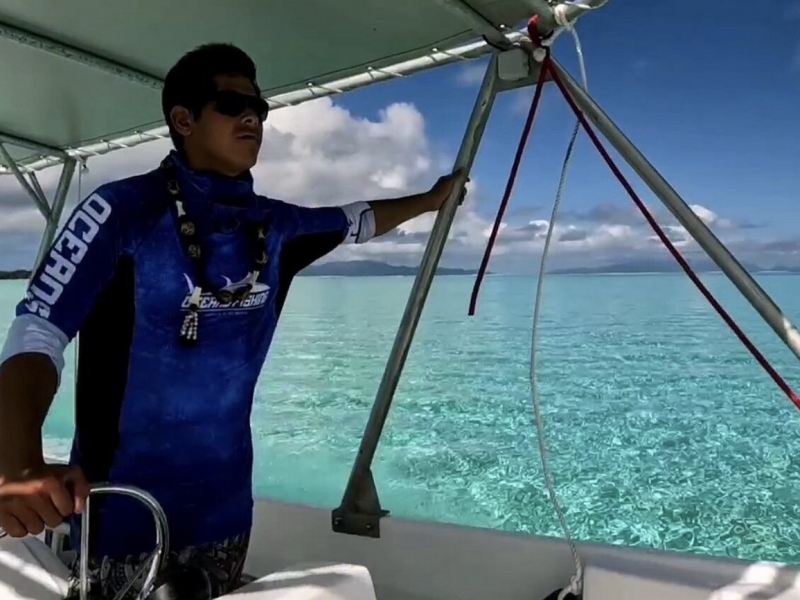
[0,0,540,173]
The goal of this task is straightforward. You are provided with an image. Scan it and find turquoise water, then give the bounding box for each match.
[3,273,800,563]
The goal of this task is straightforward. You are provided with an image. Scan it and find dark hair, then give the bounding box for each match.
[161,43,261,150]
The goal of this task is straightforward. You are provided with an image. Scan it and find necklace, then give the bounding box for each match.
[160,156,269,346]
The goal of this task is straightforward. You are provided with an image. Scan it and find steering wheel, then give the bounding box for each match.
[1,483,170,600]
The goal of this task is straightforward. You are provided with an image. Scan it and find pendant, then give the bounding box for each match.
[179,286,203,345]
[179,309,199,346]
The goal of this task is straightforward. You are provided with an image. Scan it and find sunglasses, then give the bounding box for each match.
[209,90,269,122]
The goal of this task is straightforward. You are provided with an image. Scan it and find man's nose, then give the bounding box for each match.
[242,112,259,126]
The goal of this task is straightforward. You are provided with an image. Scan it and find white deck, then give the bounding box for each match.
[243,498,800,600]
[3,497,800,600]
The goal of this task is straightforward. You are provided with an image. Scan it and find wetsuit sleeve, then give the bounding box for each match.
[0,186,127,381]
[280,201,376,275]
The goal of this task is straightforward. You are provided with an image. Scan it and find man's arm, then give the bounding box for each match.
[0,187,125,535]
[367,169,466,238]
[0,353,58,474]
[278,169,466,278]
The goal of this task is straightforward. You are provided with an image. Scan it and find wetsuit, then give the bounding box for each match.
[0,151,376,597]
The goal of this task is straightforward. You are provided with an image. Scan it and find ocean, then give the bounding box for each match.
[2,273,800,564]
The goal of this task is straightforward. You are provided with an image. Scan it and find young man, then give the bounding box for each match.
[0,43,463,597]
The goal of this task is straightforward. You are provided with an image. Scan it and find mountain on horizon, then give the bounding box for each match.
[0,270,31,280]
[547,257,784,275]
[299,260,477,277]
[4,258,800,281]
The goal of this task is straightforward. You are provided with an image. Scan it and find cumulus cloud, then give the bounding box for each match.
[254,99,437,203]
[0,97,785,273]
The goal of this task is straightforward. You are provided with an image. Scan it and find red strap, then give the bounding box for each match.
[468,37,551,316]
[541,56,800,410]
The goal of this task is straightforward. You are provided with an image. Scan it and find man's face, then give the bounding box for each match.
[179,74,266,176]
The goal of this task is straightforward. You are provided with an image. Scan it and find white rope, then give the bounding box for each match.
[529,6,590,598]
[533,0,610,62]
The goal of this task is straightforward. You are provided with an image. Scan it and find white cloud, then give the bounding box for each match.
[689,204,734,229]
[254,98,437,203]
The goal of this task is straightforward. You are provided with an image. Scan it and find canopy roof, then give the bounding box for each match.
[0,0,541,173]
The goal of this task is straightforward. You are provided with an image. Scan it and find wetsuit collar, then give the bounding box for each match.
[168,150,256,207]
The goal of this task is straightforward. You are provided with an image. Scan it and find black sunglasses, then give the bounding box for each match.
[210,90,269,122]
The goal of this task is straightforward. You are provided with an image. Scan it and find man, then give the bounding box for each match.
[0,43,463,597]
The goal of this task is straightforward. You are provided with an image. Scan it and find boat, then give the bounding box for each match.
[2,1,800,599]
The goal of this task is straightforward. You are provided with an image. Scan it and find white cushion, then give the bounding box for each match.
[585,554,800,600]
[222,563,376,600]
[0,536,71,600]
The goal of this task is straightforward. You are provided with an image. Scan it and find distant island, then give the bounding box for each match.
[547,258,799,275]
[0,270,30,280]
[299,260,478,277]
[4,258,800,281]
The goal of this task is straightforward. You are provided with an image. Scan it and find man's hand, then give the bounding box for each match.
[0,464,90,537]
[424,168,468,212]
[365,168,469,238]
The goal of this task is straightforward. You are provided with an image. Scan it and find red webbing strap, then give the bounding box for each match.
[542,56,800,410]
[468,19,551,316]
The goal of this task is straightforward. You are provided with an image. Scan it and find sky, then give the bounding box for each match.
[1,0,799,273]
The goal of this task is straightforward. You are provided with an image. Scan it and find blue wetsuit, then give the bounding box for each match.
[0,151,375,561]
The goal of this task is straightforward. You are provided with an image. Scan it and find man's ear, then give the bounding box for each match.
[170,106,194,138]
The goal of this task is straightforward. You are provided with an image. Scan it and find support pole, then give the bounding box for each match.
[0,20,162,90]
[0,131,67,159]
[0,143,51,219]
[550,59,800,362]
[33,158,77,271]
[332,55,502,538]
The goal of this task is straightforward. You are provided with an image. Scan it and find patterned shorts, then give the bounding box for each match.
[67,534,250,600]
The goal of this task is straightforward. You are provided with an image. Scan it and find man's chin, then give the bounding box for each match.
[228,154,259,176]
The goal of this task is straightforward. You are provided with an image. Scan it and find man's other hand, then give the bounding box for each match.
[0,464,90,537]
[426,168,468,211]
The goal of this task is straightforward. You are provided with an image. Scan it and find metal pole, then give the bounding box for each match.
[0,131,67,158]
[521,0,610,44]
[550,58,800,362]
[0,143,51,219]
[334,55,502,535]
[0,20,162,90]
[32,159,77,272]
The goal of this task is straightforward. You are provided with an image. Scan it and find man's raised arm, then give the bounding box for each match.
[366,169,466,237]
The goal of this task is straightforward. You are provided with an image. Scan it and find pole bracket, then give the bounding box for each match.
[331,468,389,538]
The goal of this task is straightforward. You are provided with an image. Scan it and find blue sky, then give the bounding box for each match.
[1,0,798,272]
[336,0,800,237]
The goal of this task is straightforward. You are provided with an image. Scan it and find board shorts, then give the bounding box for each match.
[66,533,250,600]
